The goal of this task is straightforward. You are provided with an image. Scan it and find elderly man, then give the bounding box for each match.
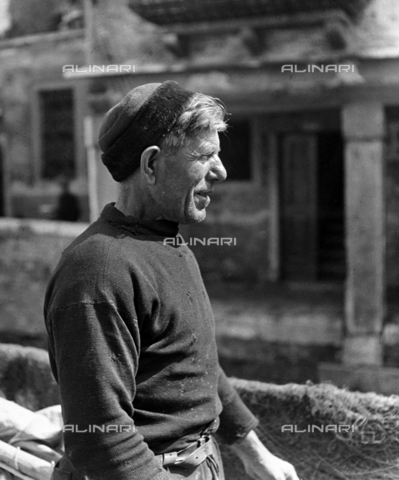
[45,81,299,480]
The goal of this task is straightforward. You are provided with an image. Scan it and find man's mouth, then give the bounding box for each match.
[194,189,212,205]
[195,191,209,198]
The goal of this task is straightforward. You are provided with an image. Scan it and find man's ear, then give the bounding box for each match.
[140,146,161,185]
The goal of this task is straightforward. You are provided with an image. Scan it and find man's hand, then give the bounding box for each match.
[230,430,300,480]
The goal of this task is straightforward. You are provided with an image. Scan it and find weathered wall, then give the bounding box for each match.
[3,218,399,380]
[0,221,86,342]
[6,0,62,37]
[0,32,87,220]
[0,34,86,183]
[0,220,342,384]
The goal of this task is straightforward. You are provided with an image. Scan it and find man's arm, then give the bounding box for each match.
[231,430,300,480]
[217,367,299,480]
[47,301,169,480]
[216,366,258,443]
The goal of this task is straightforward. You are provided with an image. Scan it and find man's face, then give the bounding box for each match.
[152,129,227,224]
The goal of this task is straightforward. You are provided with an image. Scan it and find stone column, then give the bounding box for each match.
[85,94,119,222]
[342,102,385,365]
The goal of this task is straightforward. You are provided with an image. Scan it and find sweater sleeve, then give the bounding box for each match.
[47,301,169,480]
[216,366,259,445]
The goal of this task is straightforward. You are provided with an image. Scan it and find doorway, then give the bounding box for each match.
[0,140,4,217]
[280,131,345,282]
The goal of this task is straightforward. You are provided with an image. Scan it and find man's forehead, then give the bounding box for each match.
[190,131,220,152]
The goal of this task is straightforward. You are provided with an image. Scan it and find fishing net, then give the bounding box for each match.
[2,344,399,479]
[221,379,399,480]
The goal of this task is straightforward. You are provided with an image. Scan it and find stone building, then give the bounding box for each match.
[0,0,88,220]
[2,0,399,389]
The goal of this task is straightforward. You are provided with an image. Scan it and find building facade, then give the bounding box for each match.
[2,0,399,386]
[83,0,399,369]
[0,0,91,222]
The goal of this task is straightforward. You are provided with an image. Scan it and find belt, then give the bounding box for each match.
[52,419,219,478]
[158,434,214,468]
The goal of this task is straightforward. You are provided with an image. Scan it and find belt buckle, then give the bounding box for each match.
[174,434,211,467]
[161,429,214,468]
[172,440,199,466]
[197,434,210,448]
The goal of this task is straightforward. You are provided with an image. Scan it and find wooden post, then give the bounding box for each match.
[84,115,99,222]
[84,113,118,221]
[342,102,385,365]
[83,0,94,66]
[0,134,10,217]
[266,131,280,281]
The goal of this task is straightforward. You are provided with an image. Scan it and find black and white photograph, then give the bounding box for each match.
[0,1,399,479]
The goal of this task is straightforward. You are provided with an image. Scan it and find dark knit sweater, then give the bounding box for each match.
[44,203,258,480]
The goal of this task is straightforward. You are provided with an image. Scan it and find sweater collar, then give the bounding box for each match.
[100,203,179,237]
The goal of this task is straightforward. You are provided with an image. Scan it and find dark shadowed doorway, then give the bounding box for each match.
[280,131,345,282]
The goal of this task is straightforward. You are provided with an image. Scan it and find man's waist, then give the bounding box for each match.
[139,413,221,454]
[155,418,220,470]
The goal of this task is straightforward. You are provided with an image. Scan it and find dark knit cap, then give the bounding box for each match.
[98,81,195,182]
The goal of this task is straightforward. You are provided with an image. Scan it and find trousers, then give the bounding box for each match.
[51,436,224,480]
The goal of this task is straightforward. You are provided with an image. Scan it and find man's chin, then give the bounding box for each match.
[180,208,207,225]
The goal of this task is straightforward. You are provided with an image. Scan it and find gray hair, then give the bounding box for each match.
[118,93,227,194]
[160,93,228,156]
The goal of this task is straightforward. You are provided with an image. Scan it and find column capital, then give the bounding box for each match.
[342,102,384,140]
[342,335,383,366]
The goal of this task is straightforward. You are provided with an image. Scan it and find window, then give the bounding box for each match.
[219,119,251,180]
[40,89,75,180]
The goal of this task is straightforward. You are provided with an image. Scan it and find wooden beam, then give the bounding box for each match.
[0,29,84,50]
[0,441,53,480]
[160,10,350,36]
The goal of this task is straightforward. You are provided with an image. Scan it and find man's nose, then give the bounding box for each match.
[208,156,227,182]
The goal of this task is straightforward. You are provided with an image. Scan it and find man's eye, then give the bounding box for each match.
[194,152,216,161]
